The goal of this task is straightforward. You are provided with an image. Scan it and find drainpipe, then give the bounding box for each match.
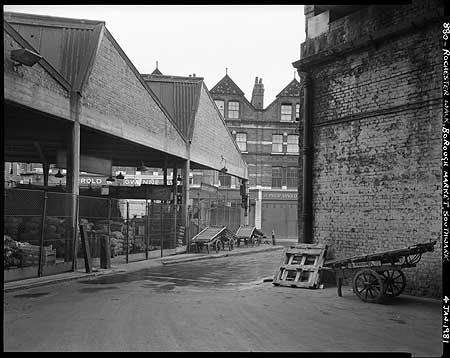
[298,70,313,244]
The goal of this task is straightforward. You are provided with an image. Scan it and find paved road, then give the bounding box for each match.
[3,250,443,355]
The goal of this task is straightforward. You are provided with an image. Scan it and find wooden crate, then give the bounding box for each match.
[20,246,56,267]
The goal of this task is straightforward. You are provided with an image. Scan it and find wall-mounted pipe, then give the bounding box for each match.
[298,70,313,244]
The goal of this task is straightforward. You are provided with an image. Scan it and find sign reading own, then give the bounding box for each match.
[80,177,173,186]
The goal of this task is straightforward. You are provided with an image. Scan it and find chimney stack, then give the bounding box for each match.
[251,76,264,109]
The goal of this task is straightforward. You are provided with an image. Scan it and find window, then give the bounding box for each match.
[281,104,292,121]
[272,134,283,153]
[272,167,283,188]
[215,100,225,117]
[219,172,231,187]
[287,167,298,188]
[287,135,299,153]
[228,101,240,119]
[295,103,300,121]
[236,132,247,152]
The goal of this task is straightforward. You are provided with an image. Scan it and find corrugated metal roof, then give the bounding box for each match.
[143,74,202,141]
[4,12,103,92]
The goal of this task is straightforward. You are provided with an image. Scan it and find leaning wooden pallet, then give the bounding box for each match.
[273,243,327,289]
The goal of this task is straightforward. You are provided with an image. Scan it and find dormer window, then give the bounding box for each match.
[228,101,240,119]
[215,100,225,117]
[281,104,292,121]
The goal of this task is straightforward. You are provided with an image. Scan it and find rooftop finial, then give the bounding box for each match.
[156,60,158,69]
[226,67,228,75]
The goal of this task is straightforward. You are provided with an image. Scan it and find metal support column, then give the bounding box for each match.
[66,91,81,262]
[38,192,48,277]
[172,165,178,249]
[126,201,129,264]
[145,200,149,260]
[183,159,190,252]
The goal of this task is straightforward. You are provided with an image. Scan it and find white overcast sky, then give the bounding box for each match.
[4,5,305,105]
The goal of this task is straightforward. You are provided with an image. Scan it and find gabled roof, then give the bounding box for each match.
[3,20,71,92]
[151,67,163,75]
[142,73,203,141]
[276,78,301,98]
[210,74,245,96]
[4,11,104,92]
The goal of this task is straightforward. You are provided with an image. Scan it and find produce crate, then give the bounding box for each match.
[20,245,56,267]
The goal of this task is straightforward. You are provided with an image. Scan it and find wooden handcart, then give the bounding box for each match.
[235,225,265,247]
[190,226,235,254]
[323,241,436,303]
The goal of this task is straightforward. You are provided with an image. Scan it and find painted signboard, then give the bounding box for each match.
[79,176,173,186]
[262,191,298,200]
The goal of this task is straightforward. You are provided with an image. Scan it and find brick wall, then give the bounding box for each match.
[190,84,247,178]
[298,0,443,297]
[80,32,187,159]
[213,90,300,189]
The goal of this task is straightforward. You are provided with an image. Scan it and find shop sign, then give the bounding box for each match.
[80,177,173,186]
[262,191,298,200]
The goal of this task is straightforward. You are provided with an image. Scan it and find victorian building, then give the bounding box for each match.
[202,74,302,239]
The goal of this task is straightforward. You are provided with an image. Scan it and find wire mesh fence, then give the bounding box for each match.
[188,198,242,249]
[4,188,76,281]
[4,188,246,282]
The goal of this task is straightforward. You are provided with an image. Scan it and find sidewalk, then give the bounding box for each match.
[4,244,284,293]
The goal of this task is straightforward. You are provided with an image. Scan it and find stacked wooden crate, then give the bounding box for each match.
[20,245,56,267]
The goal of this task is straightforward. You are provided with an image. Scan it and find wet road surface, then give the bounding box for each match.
[3,250,443,355]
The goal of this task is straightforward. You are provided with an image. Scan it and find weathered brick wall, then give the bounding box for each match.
[302,0,443,59]
[81,31,187,159]
[190,84,247,178]
[300,1,442,297]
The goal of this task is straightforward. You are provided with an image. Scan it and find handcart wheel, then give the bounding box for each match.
[352,269,384,303]
[379,269,406,297]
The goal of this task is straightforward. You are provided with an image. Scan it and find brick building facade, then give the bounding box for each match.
[205,74,302,239]
[293,0,443,297]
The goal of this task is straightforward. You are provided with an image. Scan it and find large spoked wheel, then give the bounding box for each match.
[352,269,384,303]
[379,269,406,297]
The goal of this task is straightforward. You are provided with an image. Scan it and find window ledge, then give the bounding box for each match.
[271,152,285,155]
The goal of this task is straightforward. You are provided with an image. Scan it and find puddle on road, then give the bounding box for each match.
[141,281,177,292]
[77,258,276,292]
[14,292,51,298]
